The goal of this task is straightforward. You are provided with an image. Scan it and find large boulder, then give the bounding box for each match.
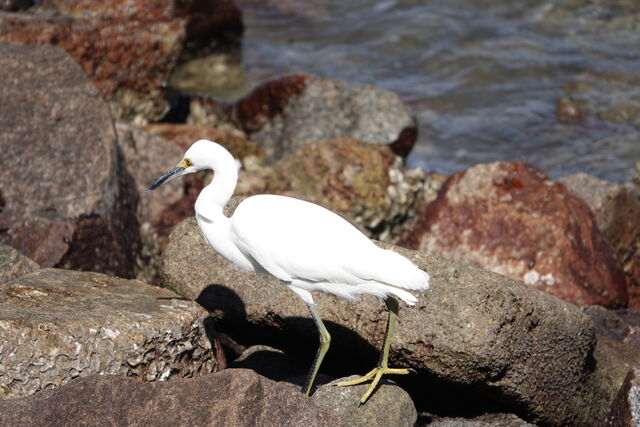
[0,42,140,278]
[0,244,39,284]
[0,370,345,426]
[399,162,628,308]
[234,75,417,161]
[0,268,215,399]
[560,173,640,307]
[162,217,608,425]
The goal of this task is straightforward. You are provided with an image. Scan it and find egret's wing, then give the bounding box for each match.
[230,195,428,290]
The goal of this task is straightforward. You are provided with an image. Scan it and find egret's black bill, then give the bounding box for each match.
[147,166,186,191]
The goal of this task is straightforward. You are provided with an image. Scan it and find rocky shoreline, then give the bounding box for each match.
[1,1,640,426]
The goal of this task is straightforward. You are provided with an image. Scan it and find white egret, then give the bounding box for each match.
[147,139,430,404]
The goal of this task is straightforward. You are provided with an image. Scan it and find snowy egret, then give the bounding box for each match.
[147,140,430,404]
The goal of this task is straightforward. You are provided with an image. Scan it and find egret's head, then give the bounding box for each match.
[146,140,213,191]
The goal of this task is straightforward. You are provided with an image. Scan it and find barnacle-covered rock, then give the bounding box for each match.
[0,269,215,399]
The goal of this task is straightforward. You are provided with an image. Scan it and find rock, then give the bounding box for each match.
[0,42,141,278]
[230,344,307,382]
[399,162,628,308]
[0,12,184,122]
[0,0,32,12]
[584,305,640,348]
[560,173,640,307]
[0,244,39,284]
[312,376,417,427]
[426,413,535,426]
[0,268,215,399]
[606,366,640,426]
[235,138,433,242]
[37,0,243,58]
[0,370,345,426]
[116,123,185,229]
[162,217,606,425]
[144,122,263,159]
[234,74,417,161]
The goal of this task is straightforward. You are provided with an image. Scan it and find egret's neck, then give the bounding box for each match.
[194,146,238,221]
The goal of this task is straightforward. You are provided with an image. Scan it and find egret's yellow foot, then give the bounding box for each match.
[335,366,411,404]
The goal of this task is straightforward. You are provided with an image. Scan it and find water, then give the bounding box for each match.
[237,0,640,182]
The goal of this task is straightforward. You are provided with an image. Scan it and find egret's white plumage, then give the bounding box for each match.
[147,139,430,404]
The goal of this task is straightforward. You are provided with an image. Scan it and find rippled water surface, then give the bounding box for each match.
[237,0,640,182]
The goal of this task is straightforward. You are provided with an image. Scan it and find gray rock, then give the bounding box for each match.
[236,75,417,161]
[162,217,608,425]
[0,42,140,277]
[0,243,39,284]
[0,268,215,399]
[427,413,535,427]
[312,375,417,427]
[606,366,640,426]
[0,369,346,427]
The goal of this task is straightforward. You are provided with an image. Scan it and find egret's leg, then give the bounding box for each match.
[335,297,410,404]
[302,301,331,396]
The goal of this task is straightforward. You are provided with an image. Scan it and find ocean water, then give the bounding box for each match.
[237,0,640,182]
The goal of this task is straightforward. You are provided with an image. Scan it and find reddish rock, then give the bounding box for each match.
[0,371,345,426]
[399,162,628,308]
[234,74,417,160]
[0,12,185,100]
[560,173,640,307]
[0,42,140,277]
[38,0,243,56]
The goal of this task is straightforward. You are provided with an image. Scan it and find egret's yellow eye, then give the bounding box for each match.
[181,158,193,167]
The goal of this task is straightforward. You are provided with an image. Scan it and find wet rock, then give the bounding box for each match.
[162,217,606,425]
[235,138,433,242]
[312,376,417,427]
[0,268,215,399]
[399,162,627,308]
[0,370,345,426]
[0,12,184,122]
[0,42,140,277]
[606,366,640,426]
[234,74,417,161]
[0,244,39,284]
[426,413,535,426]
[556,96,584,123]
[560,173,640,307]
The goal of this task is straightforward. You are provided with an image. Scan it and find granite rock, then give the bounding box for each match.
[0,42,140,277]
[399,162,628,308]
[234,74,417,161]
[560,173,640,307]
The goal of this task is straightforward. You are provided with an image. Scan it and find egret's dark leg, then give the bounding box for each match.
[302,302,331,395]
[335,297,410,404]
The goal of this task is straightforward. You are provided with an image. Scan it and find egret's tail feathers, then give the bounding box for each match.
[380,285,418,306]
[368,249,430,291]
